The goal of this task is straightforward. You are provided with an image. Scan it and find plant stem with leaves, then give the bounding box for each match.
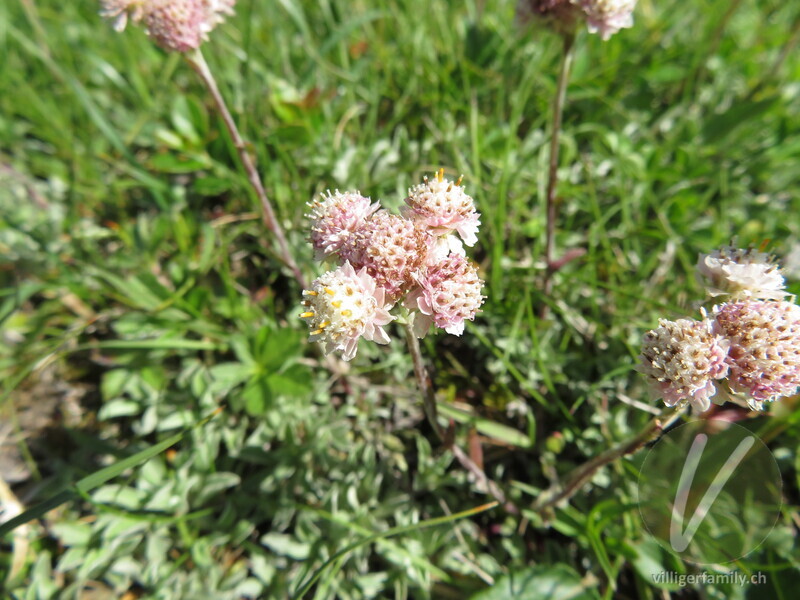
[185,49,305,287]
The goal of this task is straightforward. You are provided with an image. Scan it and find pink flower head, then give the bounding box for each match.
[300,262,394,361]
[577,0,637,40]
[347,211,431,301]
[100,0,236,51]
[637,318,729,413]
[404,254,485,338]
[697,244,787,301]
[516,0,582,35]
[713,301,800,410]
[306,190,379,261]
[402,169,481,260]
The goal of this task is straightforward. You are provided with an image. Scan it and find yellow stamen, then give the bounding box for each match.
[324,287,335,296]
[341,309,352,317]
[303,290,318,296]
[456,175,464,186]
[331,300,342,308]
[310,329,324,336]
[437,168,444,182]
[300,312,314,318]
[319,321,330,328]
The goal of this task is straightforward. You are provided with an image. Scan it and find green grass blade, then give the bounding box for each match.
[6,23,170,204]
[291,501,499,599]
[0,408,222,538]
[86,339,225,351]
[437,402,532,448]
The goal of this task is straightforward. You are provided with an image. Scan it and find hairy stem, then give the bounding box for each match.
[403,321,518,513]
[532,403,688,513]
[403,320,444,442]
[185,49,306,287]
[541,32,576,318]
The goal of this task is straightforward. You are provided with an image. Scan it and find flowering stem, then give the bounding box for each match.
[531,403,688,513]
[541,32,576,318]
[403,321,518,513]
[185,49,306,287]
[403,320,444,442]
[684,0,742,99]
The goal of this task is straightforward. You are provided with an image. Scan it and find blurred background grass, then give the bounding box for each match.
[1,0,799,598]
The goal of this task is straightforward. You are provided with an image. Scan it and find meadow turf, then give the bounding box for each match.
[1,0,800,598]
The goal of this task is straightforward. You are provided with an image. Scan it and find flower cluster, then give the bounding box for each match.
[100,0,236,52]
[638,245,800,412]
[301,170,485,360]
[516,0,637,40]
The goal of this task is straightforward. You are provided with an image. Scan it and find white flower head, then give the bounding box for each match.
[637,317,729,413]
[300,262,394,361]
[577,0,637,40]
[697,244,787,301]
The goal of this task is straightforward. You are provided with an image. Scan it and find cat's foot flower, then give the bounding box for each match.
[713,300,800,410]
[404,254,485,338]
[637,318,729,413]
[300,262,394,361]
